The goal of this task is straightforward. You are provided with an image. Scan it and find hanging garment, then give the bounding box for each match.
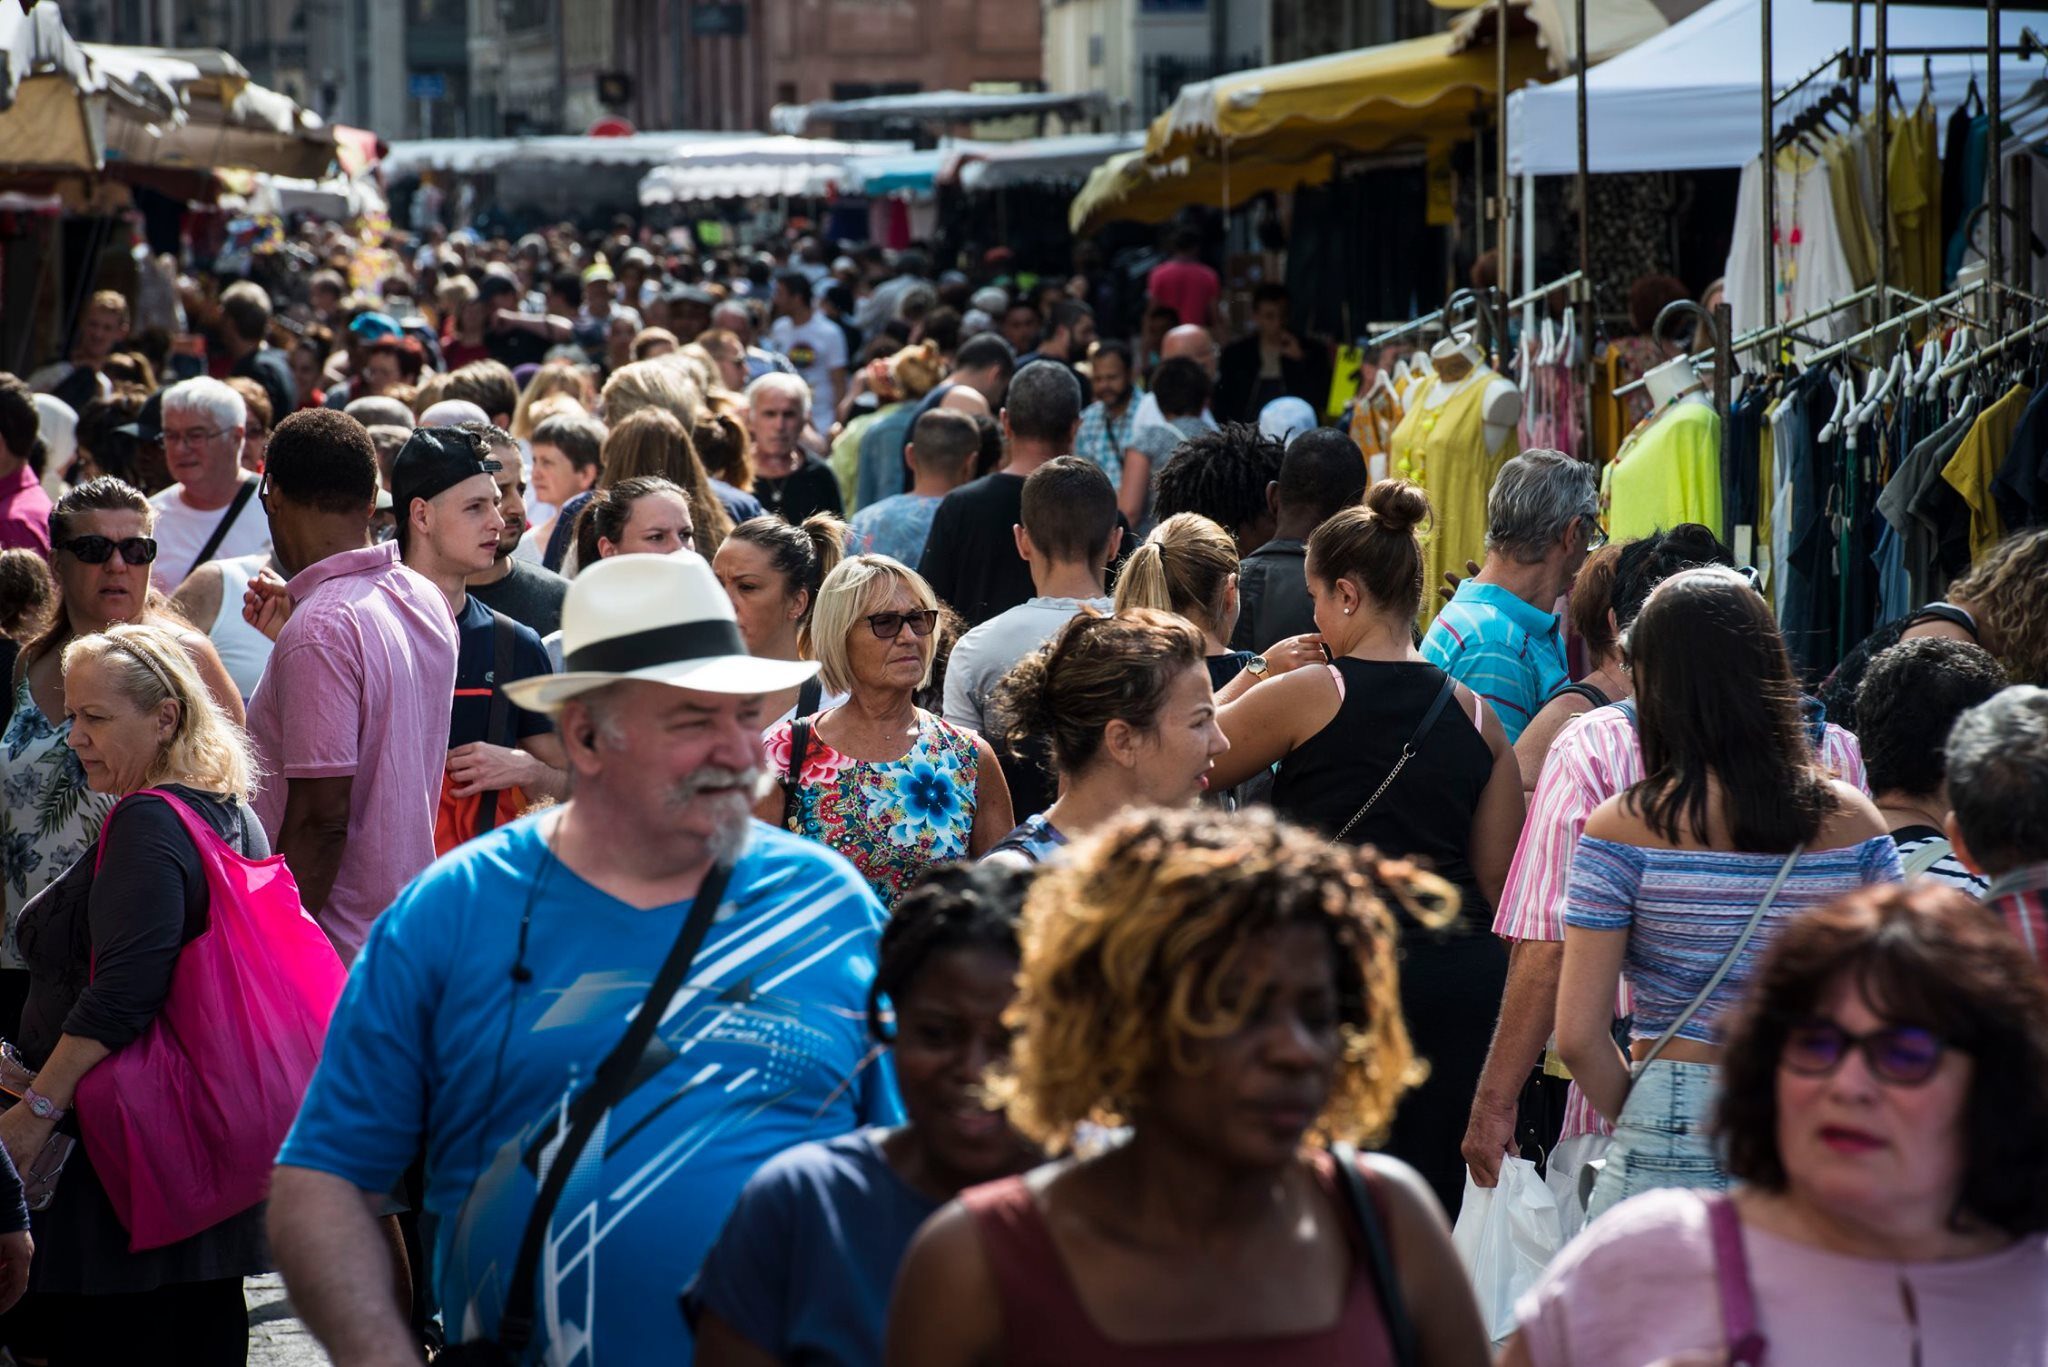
[1604,399,1724,542]
[1946,114,1990,284]
[1885,101,1943,302]
[1727,149,1861,351]
[1773,369,1839,683]
[1348,384,1404,479]
[1944,384,2033,563]
[1994,383,2048,530]
[1826,138,1877,287]
[1389,368,1518,628]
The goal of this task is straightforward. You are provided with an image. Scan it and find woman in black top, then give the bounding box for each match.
[5,622,273,1363]
[1212,480,1525,1215]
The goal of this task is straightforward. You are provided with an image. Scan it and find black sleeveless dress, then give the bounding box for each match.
[1271,657,1508,1218]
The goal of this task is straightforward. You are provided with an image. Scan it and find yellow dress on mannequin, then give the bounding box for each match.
[1390,367,1518,629]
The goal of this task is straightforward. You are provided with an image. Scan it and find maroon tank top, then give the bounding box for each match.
[957,1150,1400,1366]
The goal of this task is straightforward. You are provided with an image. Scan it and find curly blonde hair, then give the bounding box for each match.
[994,806,1455,1153]
[1954,528,2048,687]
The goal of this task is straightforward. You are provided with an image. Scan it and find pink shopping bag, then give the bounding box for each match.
[77,789,346,1252]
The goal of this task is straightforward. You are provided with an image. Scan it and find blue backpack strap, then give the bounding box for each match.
[1608,697,1638,727]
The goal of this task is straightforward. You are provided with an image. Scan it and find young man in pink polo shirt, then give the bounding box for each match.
[244,412,461,962]
[0,376,53,557]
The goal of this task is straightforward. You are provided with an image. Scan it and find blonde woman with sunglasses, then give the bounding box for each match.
[757,555,1013,907]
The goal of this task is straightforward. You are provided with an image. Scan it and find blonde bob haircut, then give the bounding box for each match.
[511,361,595,438]
[809,555,940,696]
[993,805,1458,1153]
[64,622,258,799]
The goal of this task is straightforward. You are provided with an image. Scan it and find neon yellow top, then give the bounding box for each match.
[1604,399,1723,544]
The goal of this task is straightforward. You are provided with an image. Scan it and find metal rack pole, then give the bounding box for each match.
[1762,0,1777,333]
[1991,0,2006,331]
[1875,0,1889,324]
[1802,281,1982,368]
[1611,286,1884,399]
[1497,0,1512,361]
[1577,0,1591,460]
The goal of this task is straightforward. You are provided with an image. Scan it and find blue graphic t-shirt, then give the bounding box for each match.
[278,816,902,1366]
[845,493,943,568]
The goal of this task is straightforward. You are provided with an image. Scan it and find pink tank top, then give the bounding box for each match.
[958,1151,1399,1366]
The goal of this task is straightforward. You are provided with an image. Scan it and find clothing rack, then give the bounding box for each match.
[1609,284,1883,399]
[1937,310,2048,382]
[1801,281,1985,369]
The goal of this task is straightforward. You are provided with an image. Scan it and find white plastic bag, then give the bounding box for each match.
[1452,1156,1563,1345]
[1543,1132,1613,1244]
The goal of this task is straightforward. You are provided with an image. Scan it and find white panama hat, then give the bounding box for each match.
[502,550,818,714]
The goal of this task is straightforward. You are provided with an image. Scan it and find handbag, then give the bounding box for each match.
[1330,1143,1418,1367]
[75,790,348,1252]
[1332,674,1459,844]
[781,711,815,832]
[436,860,733,1365]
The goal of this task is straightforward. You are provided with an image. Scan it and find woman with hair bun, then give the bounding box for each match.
[888,806,1490,1367]
[1211,478,1525,1216]
[713,513,851,730]
[983,607,1228,866]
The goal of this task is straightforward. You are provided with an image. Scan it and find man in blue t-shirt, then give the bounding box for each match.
[269,551,901,1367]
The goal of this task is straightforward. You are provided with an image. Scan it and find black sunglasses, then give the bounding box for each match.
[1782,1017,1947,1087]
[57,535,158,566]
[865,609,940,640]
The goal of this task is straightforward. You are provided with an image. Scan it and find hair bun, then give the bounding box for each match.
[1364,479,1429,535]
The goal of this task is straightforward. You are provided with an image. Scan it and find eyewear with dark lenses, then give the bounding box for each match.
[865,609,940,640]
[56,536,159,566]
[1782,1018,1947,1086]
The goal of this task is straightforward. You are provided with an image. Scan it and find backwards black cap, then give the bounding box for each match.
[389,426,502,514]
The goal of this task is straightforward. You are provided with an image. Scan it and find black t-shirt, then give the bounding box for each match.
[470,557,570,637]
[917,472,1135,628]
[453,595,555,749]
[754,456,844,525]
[232,345,298,419]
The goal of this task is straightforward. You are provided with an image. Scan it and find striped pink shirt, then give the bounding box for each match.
[1494,705,1869,1140]
[1984,865,2048,969]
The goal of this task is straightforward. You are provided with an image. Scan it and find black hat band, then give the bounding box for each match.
[564,619,749,675]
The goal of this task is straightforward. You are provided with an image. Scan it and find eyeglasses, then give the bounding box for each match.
[163,428,229,448]
[1782,1017,1948,1087]
[56,535,158,566]
[865,609,940,640]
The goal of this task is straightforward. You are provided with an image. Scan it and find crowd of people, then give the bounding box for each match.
[0,218,2045,1367]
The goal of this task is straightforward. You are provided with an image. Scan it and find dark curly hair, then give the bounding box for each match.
[867,862,1028,1045]
[1717,883,2048,1239]
[1609,522,1733,631]
[1853,638,2006,799]
[1153,422,1284,547]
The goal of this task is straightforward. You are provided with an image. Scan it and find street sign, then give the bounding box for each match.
[692,3,745,36]
[408,72,446,101]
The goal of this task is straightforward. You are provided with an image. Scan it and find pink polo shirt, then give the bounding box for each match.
[0,463,52,556]
[246,542,457,963]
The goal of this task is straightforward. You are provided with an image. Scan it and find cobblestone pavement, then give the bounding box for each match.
[247,1274,329,1365]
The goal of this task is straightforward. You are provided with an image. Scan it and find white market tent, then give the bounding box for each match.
[956,131,1144,191]
[638,135,911,204]
[1509,0,2048,175]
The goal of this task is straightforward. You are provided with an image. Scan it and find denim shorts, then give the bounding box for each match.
[1585,1059,1728,1221]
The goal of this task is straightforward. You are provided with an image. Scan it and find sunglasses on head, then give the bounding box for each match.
[1782,1017,1948,1087]
[865,609,940,640]
[57,535,158,566]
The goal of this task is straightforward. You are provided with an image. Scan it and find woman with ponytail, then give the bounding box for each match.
[983,608,1228,867]
[1211,478,1526,1217]
[1113,512,1325,693]
[713,513,850,729]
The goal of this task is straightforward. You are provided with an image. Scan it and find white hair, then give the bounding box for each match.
[744,371,811,417]
[160,376,247,432]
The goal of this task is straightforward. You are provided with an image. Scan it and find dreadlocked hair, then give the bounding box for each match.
[1152,422,1284,543]
[866,862,1029,1045]
[991,806,1456,1154]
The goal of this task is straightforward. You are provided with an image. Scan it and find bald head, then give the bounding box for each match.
[939,386,991,418]
[1163,323,1220,377]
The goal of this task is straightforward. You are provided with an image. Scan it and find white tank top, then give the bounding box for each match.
[209,553,276,701]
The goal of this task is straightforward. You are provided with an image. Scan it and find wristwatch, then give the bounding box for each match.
[20,1086,65,1123]
[1244,655,1271,679]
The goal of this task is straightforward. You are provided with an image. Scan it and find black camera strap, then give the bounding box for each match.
[492,859,733,1358]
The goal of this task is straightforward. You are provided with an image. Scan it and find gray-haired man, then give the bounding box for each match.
[1421,449,1599,744]
[1946,684,2048,968]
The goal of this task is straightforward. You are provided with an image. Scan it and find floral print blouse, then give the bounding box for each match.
[763,709,980,908]
[3,676,113,972]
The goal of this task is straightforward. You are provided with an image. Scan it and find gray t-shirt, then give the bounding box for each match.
[942,595,1115,736]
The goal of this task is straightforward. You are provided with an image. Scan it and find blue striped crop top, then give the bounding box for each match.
[1563,835,1904,1045]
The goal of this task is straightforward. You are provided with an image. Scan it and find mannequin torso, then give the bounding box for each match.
[1426,335,1522,453]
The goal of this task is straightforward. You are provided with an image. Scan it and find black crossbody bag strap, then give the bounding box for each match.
[1331,1143,1418,1367]
[476,610,518,834]
[189,478,258,575]
[781,717,813,831]
[1332,674,1458,844]
[492,861,733,1358]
